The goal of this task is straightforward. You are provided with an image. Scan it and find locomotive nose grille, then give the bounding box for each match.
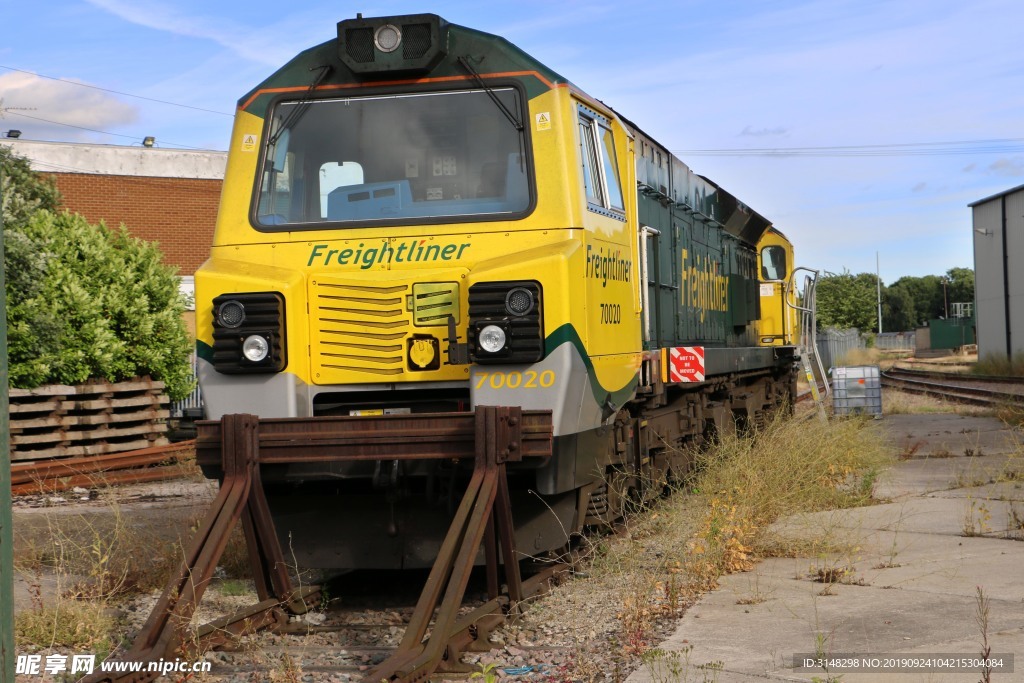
[311,280,410,378]
[309,275,467,385]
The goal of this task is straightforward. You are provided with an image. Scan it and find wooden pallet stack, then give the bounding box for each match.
[9,378,170,462]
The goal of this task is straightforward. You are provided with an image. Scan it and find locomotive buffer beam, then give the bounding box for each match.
[88,408,552,682]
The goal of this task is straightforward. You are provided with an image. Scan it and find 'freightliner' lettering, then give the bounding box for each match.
[586,245,631,287]
[307,241,471,269]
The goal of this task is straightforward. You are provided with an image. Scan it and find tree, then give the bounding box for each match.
[944,267,975,311]
[882,286,916,332]
[0,145,61,224]
[887,275,944,325]
[816,271,882,331]
[1,148,194,399]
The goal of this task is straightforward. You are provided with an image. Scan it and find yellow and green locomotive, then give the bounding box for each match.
[196,14,803,568]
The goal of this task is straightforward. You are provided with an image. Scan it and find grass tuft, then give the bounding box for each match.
[973,351,1024,377]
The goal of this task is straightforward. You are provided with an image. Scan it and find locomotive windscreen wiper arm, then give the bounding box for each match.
[457,56,524,133]
[267,64,333,149]
[458,55,526,170]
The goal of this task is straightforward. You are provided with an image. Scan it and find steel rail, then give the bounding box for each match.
[880,372,1023,407]
[9,441,194,485]
[885,367,1023,385]
[10,462,194,496]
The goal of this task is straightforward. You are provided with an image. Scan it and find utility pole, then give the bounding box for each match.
[876,251,883,334]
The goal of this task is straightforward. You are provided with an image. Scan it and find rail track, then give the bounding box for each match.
[9,440,195,496]
[881,367,1024,407]
[197,561,573,680]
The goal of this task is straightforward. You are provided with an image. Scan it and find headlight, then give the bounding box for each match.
[374,24,402,52]
[478,325,507,353]
[242,334,271,362]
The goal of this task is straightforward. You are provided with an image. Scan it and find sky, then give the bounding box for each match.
[2,0,1023,285]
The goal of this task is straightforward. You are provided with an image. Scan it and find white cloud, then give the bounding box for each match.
[988,158,1024,177]
[739,125,789,138]
[83,0,332,66]
[0,71,137,141]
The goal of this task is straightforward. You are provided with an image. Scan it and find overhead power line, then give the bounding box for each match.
[673,138,1024,157]
[0,64,234,117]
[6,111,214,150]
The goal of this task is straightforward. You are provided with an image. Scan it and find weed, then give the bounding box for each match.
[269,651,303,683]
[898,440,923,459]
[962,498,993,537]
[470,661,500,683]
[216,578,251,597]
[640,647,724,683]
[641,647,687,683]
[810,631,842,682]
[735,573,772,605]
[14,595,115,655]
[976,586,992,683]
[1005,503,1024,541]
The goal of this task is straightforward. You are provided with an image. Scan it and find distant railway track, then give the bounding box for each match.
[881,368,1024,407]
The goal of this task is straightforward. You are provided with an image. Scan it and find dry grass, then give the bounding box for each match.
[12,490,212,653]
[11,441,259,652]
[974,351,1024,377]
[835,347,882,367]
[15,594,115,656]
[882,388,991,417]
[579,410,895,665]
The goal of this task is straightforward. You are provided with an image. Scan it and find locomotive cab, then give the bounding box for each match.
[756,227,799,347]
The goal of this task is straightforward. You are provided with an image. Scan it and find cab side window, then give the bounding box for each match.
[760,245,787,280]
[577,106,625,218]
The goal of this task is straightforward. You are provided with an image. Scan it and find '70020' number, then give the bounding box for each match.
[600,303,621,324]
[475,370,556,389]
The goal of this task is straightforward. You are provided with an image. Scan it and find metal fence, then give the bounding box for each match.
[875,332,916,351]
[170,354,204,418]
[816,328,865,371]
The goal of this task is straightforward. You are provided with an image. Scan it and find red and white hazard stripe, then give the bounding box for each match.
[669,346,705,383]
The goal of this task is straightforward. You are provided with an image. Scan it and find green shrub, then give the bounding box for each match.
[2,149,194,399]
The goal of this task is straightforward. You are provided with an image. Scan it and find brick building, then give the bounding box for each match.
[4,139,226,277]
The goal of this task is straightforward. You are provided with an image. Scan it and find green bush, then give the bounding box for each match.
[2,148,194,399]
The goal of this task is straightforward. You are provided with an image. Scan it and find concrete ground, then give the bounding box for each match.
[628,413,1024,683]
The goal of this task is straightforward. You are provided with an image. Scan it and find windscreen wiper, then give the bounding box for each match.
[457,56,525,169]
[457,56,524,132]
[267,64,333,149]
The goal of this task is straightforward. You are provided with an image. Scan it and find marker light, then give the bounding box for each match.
[242,334,270,363]
[478,325,507,353]
[505,287,535,316]
[217,300,246,328]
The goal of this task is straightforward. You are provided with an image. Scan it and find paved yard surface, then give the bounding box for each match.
[628,414,1024,683]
